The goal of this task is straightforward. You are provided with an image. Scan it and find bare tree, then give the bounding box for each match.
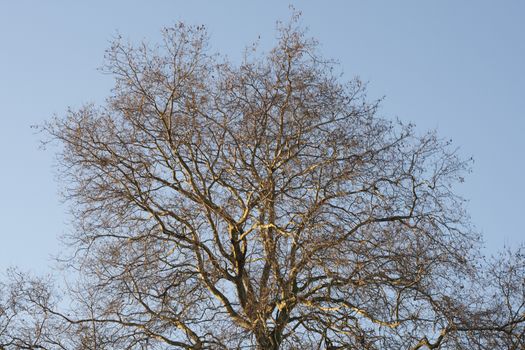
[2,15,524,349]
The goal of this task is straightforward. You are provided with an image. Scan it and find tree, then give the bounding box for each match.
[1,15,524,349]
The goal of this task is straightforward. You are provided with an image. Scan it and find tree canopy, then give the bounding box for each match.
[1,15,524,350]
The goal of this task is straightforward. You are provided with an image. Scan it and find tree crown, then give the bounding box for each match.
[1,15,524,350]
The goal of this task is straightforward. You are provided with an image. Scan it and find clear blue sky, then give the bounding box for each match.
[1,1,523,272]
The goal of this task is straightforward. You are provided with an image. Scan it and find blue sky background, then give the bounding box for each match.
[0,1,523,272]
